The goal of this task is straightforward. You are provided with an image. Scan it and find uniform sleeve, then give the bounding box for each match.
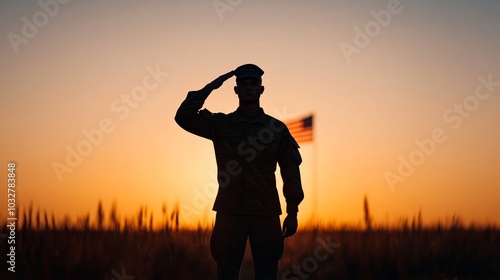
[174,88,216,140]
[278,130,305,213]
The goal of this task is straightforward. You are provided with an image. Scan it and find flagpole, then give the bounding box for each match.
[285,114,317,224]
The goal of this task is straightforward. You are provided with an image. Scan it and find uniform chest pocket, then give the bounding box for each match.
[216,129,246,147]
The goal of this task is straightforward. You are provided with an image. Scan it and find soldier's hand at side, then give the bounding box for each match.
[207,71,234,90]
[282,214,298,238]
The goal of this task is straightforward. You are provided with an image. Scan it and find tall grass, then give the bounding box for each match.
[1,198,498,280]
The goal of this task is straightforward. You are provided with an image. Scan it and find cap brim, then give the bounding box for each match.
[236,74,262,81]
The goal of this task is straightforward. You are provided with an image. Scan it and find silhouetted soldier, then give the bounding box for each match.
[175,64,304,280]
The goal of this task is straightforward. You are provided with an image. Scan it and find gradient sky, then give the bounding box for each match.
[1,0,499,228]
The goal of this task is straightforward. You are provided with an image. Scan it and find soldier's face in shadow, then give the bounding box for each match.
[234,78,264,104]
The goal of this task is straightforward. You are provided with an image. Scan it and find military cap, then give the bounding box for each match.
[234,64,264,82]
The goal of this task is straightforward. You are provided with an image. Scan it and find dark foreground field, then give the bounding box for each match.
[1,224,499,280]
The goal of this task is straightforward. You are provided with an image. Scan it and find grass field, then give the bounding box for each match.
[1,202,499,279]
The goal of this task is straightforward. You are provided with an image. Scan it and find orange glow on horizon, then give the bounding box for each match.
[1,1,499,229]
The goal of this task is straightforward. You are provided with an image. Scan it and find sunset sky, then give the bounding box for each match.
[1,0,499,228]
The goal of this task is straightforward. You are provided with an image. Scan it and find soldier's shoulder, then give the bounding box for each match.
[262,113,287,129]
[265,113,284,124]
[200,109,229,121]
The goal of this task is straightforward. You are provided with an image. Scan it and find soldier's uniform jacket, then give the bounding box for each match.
[175,87,304,216]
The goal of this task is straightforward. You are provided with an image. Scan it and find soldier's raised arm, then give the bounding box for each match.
[174,70,234,139]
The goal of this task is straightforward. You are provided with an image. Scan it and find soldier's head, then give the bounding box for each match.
[234,64,265,103]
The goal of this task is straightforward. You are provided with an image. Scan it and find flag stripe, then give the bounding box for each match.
[289,128,312,137]
[286,121,305,127]
[292,131,313,139]
[286,114,314,144]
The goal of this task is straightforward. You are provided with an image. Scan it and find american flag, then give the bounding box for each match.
[286,114,313,144]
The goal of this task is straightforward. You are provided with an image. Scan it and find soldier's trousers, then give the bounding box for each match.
[210,213,284,280]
